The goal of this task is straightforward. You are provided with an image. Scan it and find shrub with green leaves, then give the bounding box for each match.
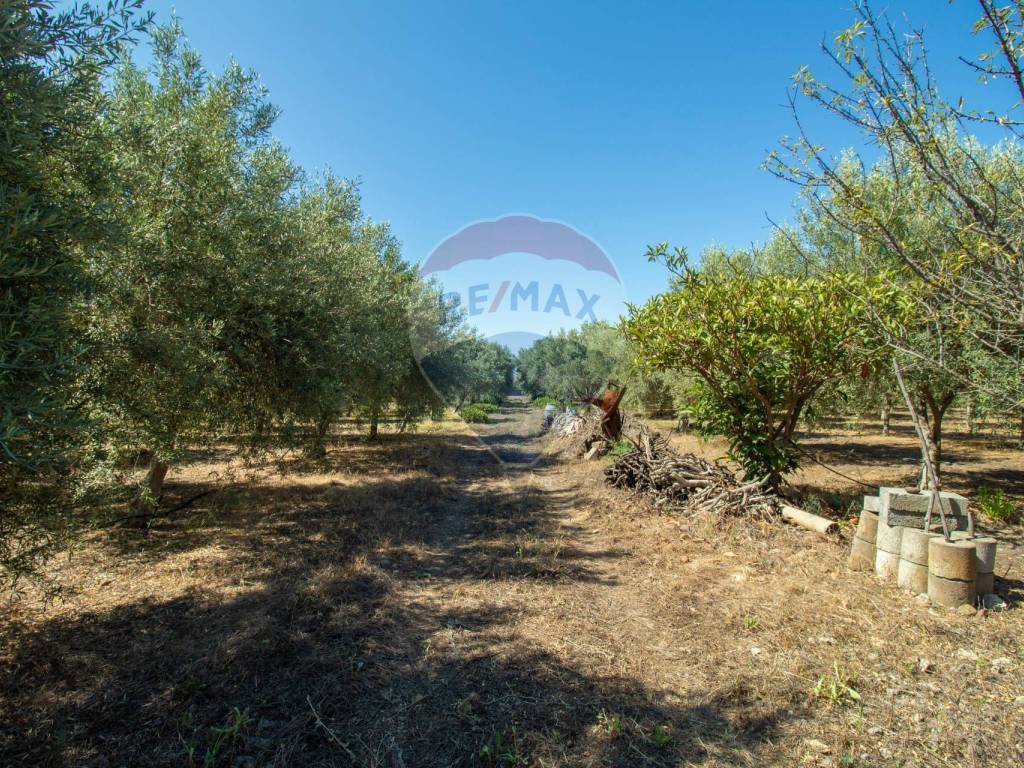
[626,246,901,488]
[472,402,499,414]
[461,405,490,424]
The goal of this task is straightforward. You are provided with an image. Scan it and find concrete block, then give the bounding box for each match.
[928,572,976,608]
[972,537,997,574]
[897,558,929,594]
[900,528,939,566]
[876,516,904,554]
[977,571,995,596]
[855,511,878,545]
[863,495,880,513]
[880,489,968,530]
[875,547,900,581]
[928,538,977,582]
[848,536,875,571]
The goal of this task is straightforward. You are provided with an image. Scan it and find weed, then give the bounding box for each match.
[813,662,861,707]
[596,709,624,738]
[480,726,528,766]
[977,485,1019,523]
[742,614,759,631]
[651,724,673,747]
[202,707,251,768]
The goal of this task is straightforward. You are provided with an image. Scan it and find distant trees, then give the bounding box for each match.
[516,323,626,404]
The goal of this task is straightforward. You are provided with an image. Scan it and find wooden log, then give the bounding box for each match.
[781,505,839,536]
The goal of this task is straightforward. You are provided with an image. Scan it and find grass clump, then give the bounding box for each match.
[978,485,1019,523]
[607,439,633,457]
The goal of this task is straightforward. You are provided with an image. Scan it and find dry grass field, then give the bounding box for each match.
[2,403,1022,767]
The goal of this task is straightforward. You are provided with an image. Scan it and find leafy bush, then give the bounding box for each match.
[532,396,559,408]
[977,485,1019,523]
[461,405,490,423]
[626,249,899,488]
[471,402,499,414]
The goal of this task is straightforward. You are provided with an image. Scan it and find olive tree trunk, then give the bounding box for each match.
[128,459,169,526]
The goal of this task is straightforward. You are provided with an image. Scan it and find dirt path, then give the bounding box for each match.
[2,410,1022,767]
[472,394,545,464]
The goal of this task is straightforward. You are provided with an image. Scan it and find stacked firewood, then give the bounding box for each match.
[604,428,779,520]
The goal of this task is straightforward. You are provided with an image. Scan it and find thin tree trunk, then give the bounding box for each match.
[892,359,953,538]
[965,400,975,435]
[309,413,333,457]
[881,399,891,436]
[920,389,955,490]
[928,408,943,481]
[369,410,379,439]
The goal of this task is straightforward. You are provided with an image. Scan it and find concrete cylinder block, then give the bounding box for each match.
[972,537,997,575]
[875,517,904,554]
[875,547,901,582]
[897,558,929,594]
[848,536,875,571]
[928,572,977,608]
[900,528,939,566]
[855,511,879,545]
[928,538,978,582]
[977,572,995,596]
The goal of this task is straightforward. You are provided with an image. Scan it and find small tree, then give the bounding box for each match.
[766,0,1024,436]
[625,246,895,488]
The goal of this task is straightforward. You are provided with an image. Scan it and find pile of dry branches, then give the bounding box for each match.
[550,412,588,437]
[604,428,779,520]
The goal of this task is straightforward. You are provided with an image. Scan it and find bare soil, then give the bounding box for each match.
[2,403,1022,767]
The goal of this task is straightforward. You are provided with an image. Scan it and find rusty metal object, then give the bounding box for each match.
[586,384,625,441]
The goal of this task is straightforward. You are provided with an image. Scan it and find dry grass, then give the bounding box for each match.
[1,407,1022,767]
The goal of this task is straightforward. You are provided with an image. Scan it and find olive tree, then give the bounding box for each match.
[83,22,297,515]
[0,0,148,584]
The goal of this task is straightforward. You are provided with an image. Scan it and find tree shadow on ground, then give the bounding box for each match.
[1,432,789,767]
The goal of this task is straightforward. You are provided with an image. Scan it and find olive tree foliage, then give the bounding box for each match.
[765,0,1024,422]
[82,22,300,514]
[779,157,988,481]
[516,323,625,404]
[0,0,149,585]
[514,321,684,417]
[625,247,901,488]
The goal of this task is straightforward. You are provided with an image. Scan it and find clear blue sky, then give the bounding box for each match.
[138,0,991,307]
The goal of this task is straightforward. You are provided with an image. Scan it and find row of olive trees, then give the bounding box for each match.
[0,4,505,586]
